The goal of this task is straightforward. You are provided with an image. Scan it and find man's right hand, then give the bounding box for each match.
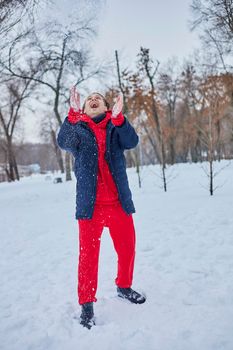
[70,86,80,112]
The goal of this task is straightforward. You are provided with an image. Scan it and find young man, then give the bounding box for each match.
[57,87,146,330]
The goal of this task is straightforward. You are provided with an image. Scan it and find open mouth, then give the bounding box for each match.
[90,101,99,109]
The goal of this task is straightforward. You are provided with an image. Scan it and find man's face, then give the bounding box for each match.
[83,93,108,117]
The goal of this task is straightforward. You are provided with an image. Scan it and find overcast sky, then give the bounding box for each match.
[53,0,201,63]
[25,0,201,142]
[92,0,200,64]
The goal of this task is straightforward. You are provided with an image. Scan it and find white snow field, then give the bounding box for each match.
[0,161,233,350]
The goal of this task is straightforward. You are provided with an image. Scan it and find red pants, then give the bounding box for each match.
[77,202,136,305]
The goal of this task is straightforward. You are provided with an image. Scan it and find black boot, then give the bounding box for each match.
[117,287,146,304]
[80,302,95,329]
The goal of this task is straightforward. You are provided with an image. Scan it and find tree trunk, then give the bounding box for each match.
[134,147,141,188]
[162,162,167,192]
[4,167,11,182]
[12,152,19,180]
[51,129,64,173]
[209,158,213,195]
[159,131,167,191]
[168,106,176,164]
[168,137,175,164]
[216,119,221,161]
[7,141,16,181]
[209,114,214,195]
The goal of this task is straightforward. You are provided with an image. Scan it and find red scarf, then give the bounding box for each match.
[68,108,121,205]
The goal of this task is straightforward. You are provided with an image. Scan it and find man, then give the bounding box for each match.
[57,87,146,330]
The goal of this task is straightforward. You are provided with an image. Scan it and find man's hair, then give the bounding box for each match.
[82,92,110,111]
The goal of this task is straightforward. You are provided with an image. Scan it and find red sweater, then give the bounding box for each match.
[68,108,125,205]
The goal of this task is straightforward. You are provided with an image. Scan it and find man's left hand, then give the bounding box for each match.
[112,93,123,118]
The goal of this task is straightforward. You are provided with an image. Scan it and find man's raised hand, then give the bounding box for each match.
[112,93,123,118]
[70,86,80,112]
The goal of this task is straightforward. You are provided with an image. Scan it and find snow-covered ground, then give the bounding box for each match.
[1,161,233,350]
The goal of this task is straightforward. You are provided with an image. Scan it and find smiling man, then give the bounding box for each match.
[57,87,146,330]
[83,92,110,117]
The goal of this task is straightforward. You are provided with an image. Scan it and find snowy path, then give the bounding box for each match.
[0,162,233,350]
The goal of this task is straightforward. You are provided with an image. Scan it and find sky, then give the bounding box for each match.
[52,0,201,66]
[24,0,201,142]
[91,0,200,65]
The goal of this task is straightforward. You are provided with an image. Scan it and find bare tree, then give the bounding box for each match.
[158,59,180,164]
[192,73,230,194]
[0,0,42,38]
[2,20,105,180]
[0,77,35,181]
[137,47,168,192]
[191,0,233,71]
[178,62,206,162]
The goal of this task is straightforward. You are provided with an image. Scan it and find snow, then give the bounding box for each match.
[1,161,233,350]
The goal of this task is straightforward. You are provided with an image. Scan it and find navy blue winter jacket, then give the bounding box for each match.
[57,113,139,219]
